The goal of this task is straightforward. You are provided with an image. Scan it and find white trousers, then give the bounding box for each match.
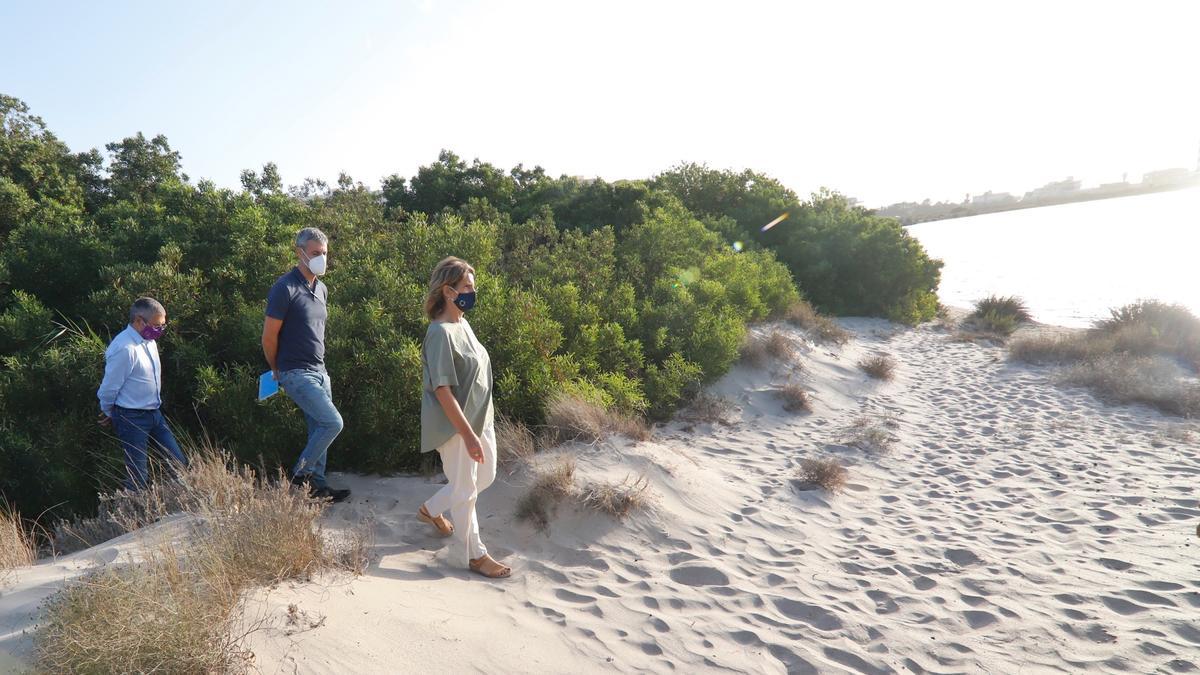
[424,426,498,567]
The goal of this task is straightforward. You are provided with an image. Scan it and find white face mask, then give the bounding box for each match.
[301,250,328,276]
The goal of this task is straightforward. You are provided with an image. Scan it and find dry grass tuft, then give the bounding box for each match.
[544,392,649,446]
[514,456,577,532]
[783,300,850,344]
[35,544,257,674]
[844,415,898,454]
[797,458,848,493]
[580,475,651,521]
[741,329,799,367]
[516,457,652,530]
[681,392,738,426]
[959,295,1032,338]
[35,442,370,672]
[1009,301,1200,416]
[1151,423,1199,448]
[496,413,537,471]
[1,501,36,579]
[776,383,812,413]
[1061,354,1200,417]
[858,353,896,381]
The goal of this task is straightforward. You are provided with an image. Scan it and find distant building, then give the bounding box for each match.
[1023,177,1082,202]
[1142,168,1193,187]
[970,191,1017,207]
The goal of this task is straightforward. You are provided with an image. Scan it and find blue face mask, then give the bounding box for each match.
[453,290,476,312]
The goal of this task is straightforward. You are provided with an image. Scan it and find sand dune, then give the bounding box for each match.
[3,319,1199,673]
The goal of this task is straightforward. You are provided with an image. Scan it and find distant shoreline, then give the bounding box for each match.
[884,179,1200,226]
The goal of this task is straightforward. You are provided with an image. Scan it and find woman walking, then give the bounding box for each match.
[416,257,511,578]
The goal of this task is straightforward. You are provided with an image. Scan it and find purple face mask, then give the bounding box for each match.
[139,323,166,341]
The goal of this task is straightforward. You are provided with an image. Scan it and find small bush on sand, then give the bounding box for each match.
[1008,334,1104,364]
[783,300,850,345]
[858,353,896,381]
[36,545,255,674]
[52,477,187,555]
[580,475,651,521]
[964,296,1031,336]
[844,415,898,454]
[741,329,798,367]
[1009,301,1200,416]
[776,383,812,412]
[36,444,369,673]
[514,456,577,531]
[544,392,649,447]
[681,392,738,426]
[516,457,652,530]
[496,413,537,470]
[1062,354,1200,417]
[1,501,36,579]
[797,458,848,493]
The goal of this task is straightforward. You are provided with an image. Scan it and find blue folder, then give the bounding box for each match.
[258,371,279,401]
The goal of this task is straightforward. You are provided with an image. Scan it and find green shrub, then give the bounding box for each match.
[0,95,944,520]
[971,296,1031,324]
[643,353,703,421]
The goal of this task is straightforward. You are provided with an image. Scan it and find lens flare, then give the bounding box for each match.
[761,212,790,232]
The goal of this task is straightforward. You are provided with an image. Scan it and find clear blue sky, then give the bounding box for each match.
[3,0,1198,206]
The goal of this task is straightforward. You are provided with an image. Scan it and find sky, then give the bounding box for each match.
[2,0,1198,207]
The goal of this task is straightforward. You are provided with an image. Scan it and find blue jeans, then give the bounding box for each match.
[112,407,188,490]
[279,368,343,487]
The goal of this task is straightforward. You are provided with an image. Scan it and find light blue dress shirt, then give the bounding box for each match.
[97,325,163,415]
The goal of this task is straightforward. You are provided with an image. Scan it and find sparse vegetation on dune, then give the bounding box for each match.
[962,295,1032,337]
[543,391,650,446]
[1061,354,1200,417]
[514,456,579,532]
[36,545,256,674]
[741,329,798,367]
[776,382,812,412]
[680,392,738,426]
[1010,301,1200,416]
[496,413,538,471]
[858,353,896,381]
[1,501,35,579]
[515,453,652,531]
[580,475,651,521]
[782,300,850,345]
[796,458,848,493]
[34,442,370,673]
[844,415,898,454]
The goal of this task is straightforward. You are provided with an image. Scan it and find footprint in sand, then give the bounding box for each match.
[962,610,998,629]
[771,597,843,631]
[669,566,730,587]
[1098,557,1133,572]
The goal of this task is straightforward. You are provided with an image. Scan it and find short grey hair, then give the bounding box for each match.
[295,227,328,249]
[129,297,166,324]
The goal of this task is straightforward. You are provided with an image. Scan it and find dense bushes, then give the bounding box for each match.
[0,94,939,518]
[653,165,942,324]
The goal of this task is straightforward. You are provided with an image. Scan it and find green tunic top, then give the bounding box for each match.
[420,318,494,453]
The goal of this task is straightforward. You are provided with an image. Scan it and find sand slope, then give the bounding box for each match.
[4,319,1198,673]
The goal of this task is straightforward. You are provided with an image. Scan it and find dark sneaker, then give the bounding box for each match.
[328,487,351,503]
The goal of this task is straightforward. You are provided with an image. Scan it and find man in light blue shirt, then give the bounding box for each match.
[97,297,188,489]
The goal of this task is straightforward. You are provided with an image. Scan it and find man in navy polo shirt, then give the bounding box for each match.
[262,227,350,503]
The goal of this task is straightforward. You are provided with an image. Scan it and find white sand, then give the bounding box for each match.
[3,319,1199,673]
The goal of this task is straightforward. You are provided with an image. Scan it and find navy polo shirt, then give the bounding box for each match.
[266,267,328,372]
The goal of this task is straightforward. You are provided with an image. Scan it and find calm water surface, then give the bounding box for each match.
[907,187,1200,327]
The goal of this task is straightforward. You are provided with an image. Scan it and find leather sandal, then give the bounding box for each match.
[417,504,454,536]
[469,554,512,578]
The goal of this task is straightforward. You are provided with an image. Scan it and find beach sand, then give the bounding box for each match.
[3,318,1198,673]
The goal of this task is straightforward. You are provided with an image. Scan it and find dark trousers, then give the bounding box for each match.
[112,406,188,489]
